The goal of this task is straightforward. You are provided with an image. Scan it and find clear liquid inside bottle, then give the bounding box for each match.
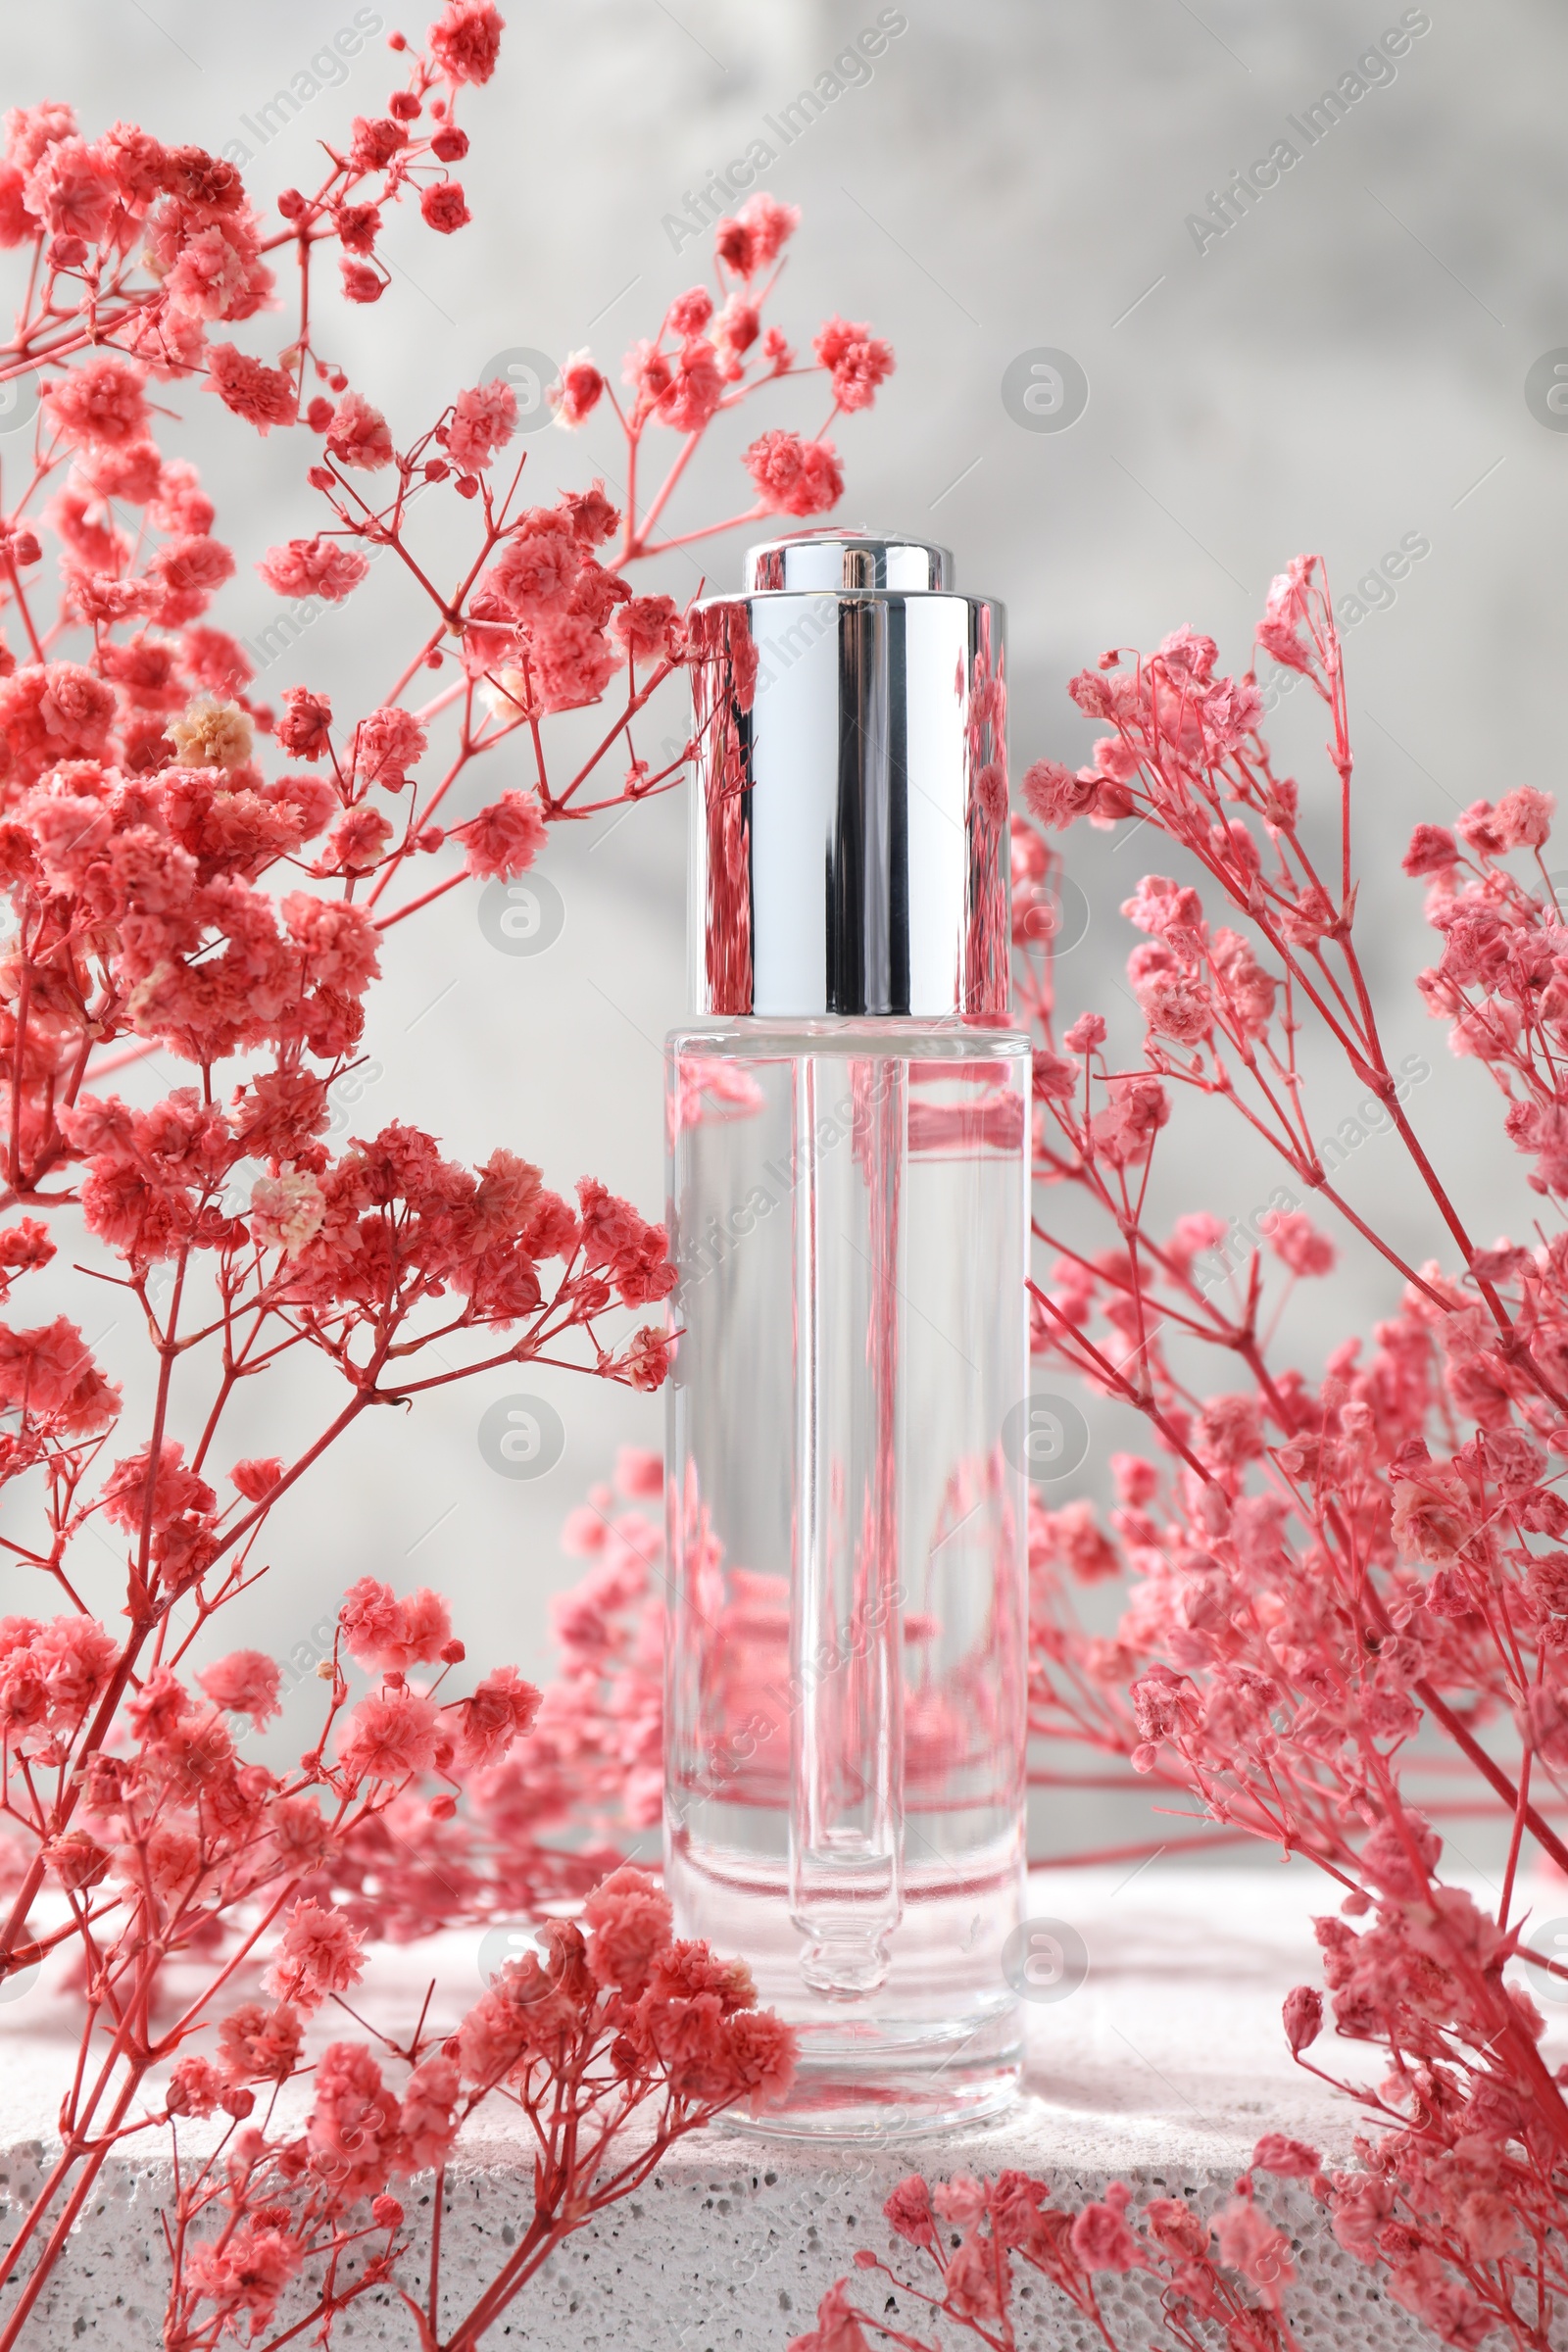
[664,1018,1030,2135]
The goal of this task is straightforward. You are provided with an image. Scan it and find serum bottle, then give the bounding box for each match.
[664,531,1029,2133]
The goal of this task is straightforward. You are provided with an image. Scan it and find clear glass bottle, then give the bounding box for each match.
[665,533,1028,2135]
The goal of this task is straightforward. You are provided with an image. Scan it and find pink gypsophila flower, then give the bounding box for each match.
[337,1575,401,1665]
[335,202,381,255]
[463,790,547,879]
[1255,555,1326,680]
[24,136,120,243]
[714,190,799,279]
[258,535,368,602]
[0,162,34,249]
[306,2040,402,2198]
[101,1439,216,1533]
[1214,2195,1295,2308]
[883,2174,938,2250]
[944,2232,1004,2322]
[582,1863,672,1993]
[0,1615,118,1734]
[551,349,604,426]
[37,660,116,752]
[744,429,843,517]
[264,1898,365,2008]
[720,2006,796,2114]
[165,2056,225,2119]
[42,1830,111,1891]
[446,378,515,468]
[420,181,471,234]
[325,389,393,470]
[665,286,713,337]
[1022,758,1102,829]
[205,344,298,433]
[1390,1465,1472,1563]
[1071,2199,1142,2273]
[1137,975,1213,1045]
[528,614,617,711]
[147,461,213,531]
[619,1324,672,1391]
[1282,1985,1324,2057]
[1263,1208,1337,1276]
[576,1178,674,1304]
[100,122,169,214]
[935,2179,994,2228]
[5,102,77,177]
[486,509,579,619]
[150,534,236,623]
[353,705,426,790]
[218,2001,304,2081]
[282,891,379,991]
[1252,2132,1323,2179]
[275,686,332,760]
[613,594,682,664]
[40,356,148,447]
[74,438,162,503]
[0,1317,119,1432]
[1404,823,1458,877]
[812,315,895,412]
[323,804,395,872]
[350,115,406,170]
[337,1689,442,1784]
[429,0,505,83]
[228,1455,283,1500]
[339,1578,453,1671]
[457,1665,540,1768]
[196,1649,281,1724]
[714,294,760,360]
[787,2281,872,2352]
[249,1171,327,1252]
[1495,785,1553,848]
[341,259,385,304]
[159,221,273,325]
[651,338,723,433]
[401,2052,462,2169]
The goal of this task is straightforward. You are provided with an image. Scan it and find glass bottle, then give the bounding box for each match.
[664,532,1029,2135]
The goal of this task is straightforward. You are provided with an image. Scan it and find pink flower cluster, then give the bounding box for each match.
[164,1868,793,2347]
[466,485,643,715]
[544,193,892,541]
[797,2152,1311,2352]
[1,105,273,350]
[1004,553,1568,2349]
[0,18,863,2346]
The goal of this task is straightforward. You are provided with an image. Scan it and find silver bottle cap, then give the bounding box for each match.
[687,528,1009,1020]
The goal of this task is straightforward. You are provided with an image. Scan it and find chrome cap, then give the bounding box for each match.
[742,531,953,594]
[688,529,1009,1020]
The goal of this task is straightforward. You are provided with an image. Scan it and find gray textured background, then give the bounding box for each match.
[0,0,1558,1862]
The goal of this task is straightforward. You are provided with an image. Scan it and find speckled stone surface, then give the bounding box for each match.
[0,1866,1464,2347]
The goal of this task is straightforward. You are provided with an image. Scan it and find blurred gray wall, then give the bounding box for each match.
[0,0,1559,1858]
